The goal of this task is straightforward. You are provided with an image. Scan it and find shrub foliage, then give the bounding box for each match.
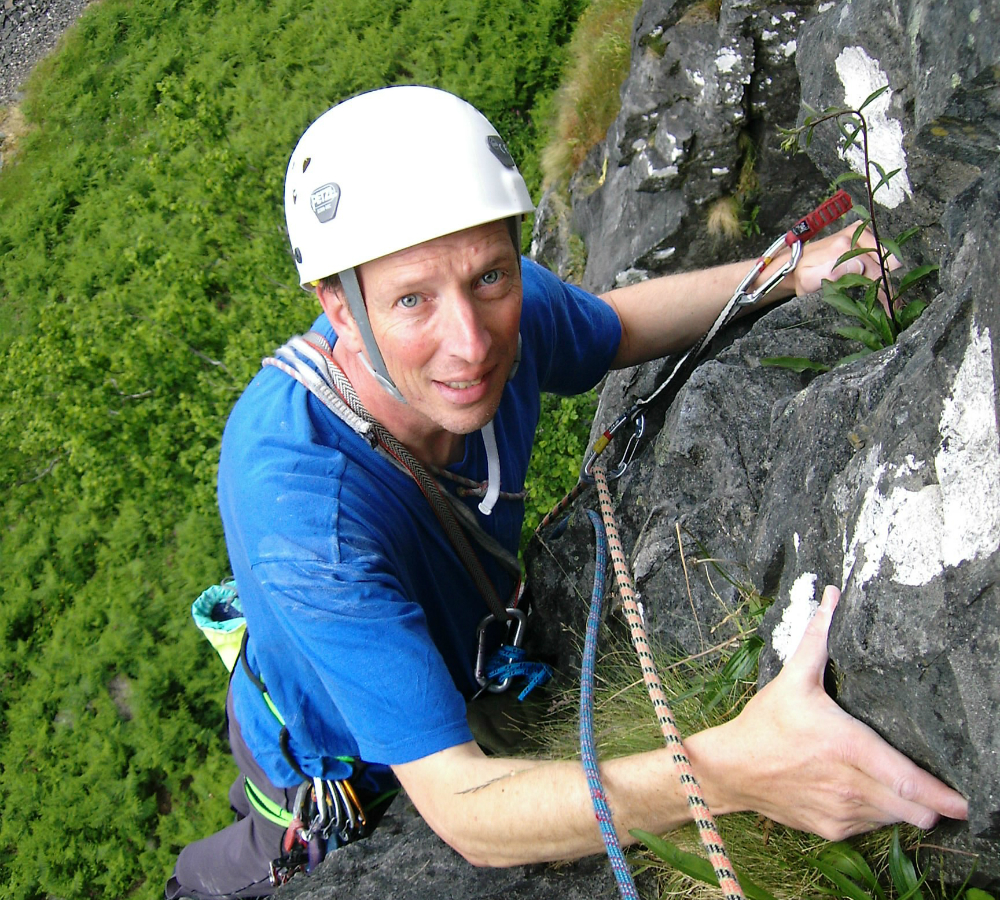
[0,1,588,896]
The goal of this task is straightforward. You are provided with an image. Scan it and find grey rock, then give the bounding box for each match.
[0,0,95,105]
[794,0,1000,268]
[568,0,831,294]
[276,796,628,900]
[528,0,1000,888]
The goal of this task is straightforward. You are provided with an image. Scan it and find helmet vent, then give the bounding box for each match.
[302,157,311,173]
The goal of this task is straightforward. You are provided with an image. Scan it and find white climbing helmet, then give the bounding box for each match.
[284,85,534,406]
[284,85,535,285]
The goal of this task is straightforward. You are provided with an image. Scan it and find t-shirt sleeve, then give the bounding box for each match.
[519,257,622,396]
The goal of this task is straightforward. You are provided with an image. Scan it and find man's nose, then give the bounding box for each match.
[442,291,491,362]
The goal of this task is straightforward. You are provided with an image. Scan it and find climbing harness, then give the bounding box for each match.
[548,193,856,898]
[579,189,853,486]
[234,631,399,885]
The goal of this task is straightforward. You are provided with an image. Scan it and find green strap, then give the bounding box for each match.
[244,777,295,828]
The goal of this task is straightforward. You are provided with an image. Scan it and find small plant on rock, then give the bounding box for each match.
[764,88,937,372]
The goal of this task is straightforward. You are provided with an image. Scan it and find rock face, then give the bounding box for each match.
[534,0,830,292]
[277,797,628,900]
[0,0,94,104]
[528,0,1000,889]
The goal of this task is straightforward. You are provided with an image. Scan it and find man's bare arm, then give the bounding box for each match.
[393,587,967,867]
[600,223,893,370]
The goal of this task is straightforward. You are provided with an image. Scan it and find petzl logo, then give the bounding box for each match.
[310,183,341,223]
[487,135,515,169]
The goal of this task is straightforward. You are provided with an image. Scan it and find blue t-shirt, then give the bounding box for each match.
[220,259,621,787]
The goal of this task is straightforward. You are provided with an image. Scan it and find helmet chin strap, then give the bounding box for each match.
[338,227,525,516]
[340,266,406,404]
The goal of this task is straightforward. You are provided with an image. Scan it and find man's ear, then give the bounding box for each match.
[316,281,364,354]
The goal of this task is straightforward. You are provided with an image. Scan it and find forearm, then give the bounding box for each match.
[600,256,794,370]
[393,731,736,867]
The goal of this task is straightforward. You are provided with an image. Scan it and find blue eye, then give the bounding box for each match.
[398,294,421,309]
[480,269,501,285]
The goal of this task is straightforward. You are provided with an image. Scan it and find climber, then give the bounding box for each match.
[165,85,968,899]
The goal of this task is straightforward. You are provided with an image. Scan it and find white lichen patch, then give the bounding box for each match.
[937,325,1000,567]
[834,47,913,209]
[773,572,819,663]
[613,267,651,288]
[779,40,797,58]
[716,46,742,74]
[843,324,1000,588]
[688,69,706,88]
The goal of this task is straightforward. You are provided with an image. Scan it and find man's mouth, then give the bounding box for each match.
[442,376,484,390]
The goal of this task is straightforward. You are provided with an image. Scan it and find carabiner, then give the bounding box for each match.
[576,190,852,488]
[580,409,646,483]
[474,606,526,693]
[733,235,804,309]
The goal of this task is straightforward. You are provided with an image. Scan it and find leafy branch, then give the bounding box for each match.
[766,88,937,372]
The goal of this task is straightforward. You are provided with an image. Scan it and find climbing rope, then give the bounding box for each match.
[591,463,744,900]
[581,508,641,900]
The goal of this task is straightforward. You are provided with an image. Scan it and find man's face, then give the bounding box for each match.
[347,220,523,443]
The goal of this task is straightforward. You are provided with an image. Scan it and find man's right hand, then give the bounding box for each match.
[690,585,969,840]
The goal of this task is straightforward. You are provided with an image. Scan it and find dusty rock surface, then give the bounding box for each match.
[0,0,94,104]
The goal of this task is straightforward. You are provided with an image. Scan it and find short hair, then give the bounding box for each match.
[318,273,341,295]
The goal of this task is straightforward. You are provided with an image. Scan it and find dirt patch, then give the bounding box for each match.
[0,102,29,166]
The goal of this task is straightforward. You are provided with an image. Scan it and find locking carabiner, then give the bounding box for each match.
[474,606,527,693]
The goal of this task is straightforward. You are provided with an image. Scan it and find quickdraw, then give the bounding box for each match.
[268,776,371,887]
[546,192,856,898]
[580,190,853,484]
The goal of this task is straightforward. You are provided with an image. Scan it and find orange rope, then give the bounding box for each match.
[592,464,744,900]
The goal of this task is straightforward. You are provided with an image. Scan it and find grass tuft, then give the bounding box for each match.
[522,562,934,899]
[706,196,743,241]
[540,0,643,189]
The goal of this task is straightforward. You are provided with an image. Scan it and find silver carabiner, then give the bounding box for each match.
[474,606,526,693]
[580,411,646,484]
[736,236,804,308]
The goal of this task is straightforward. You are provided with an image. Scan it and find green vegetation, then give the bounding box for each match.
[522,390,598,549]
[530,560,988,900]
[765,90,935,373]
[540,0,642,188]
[0,1,589,896]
